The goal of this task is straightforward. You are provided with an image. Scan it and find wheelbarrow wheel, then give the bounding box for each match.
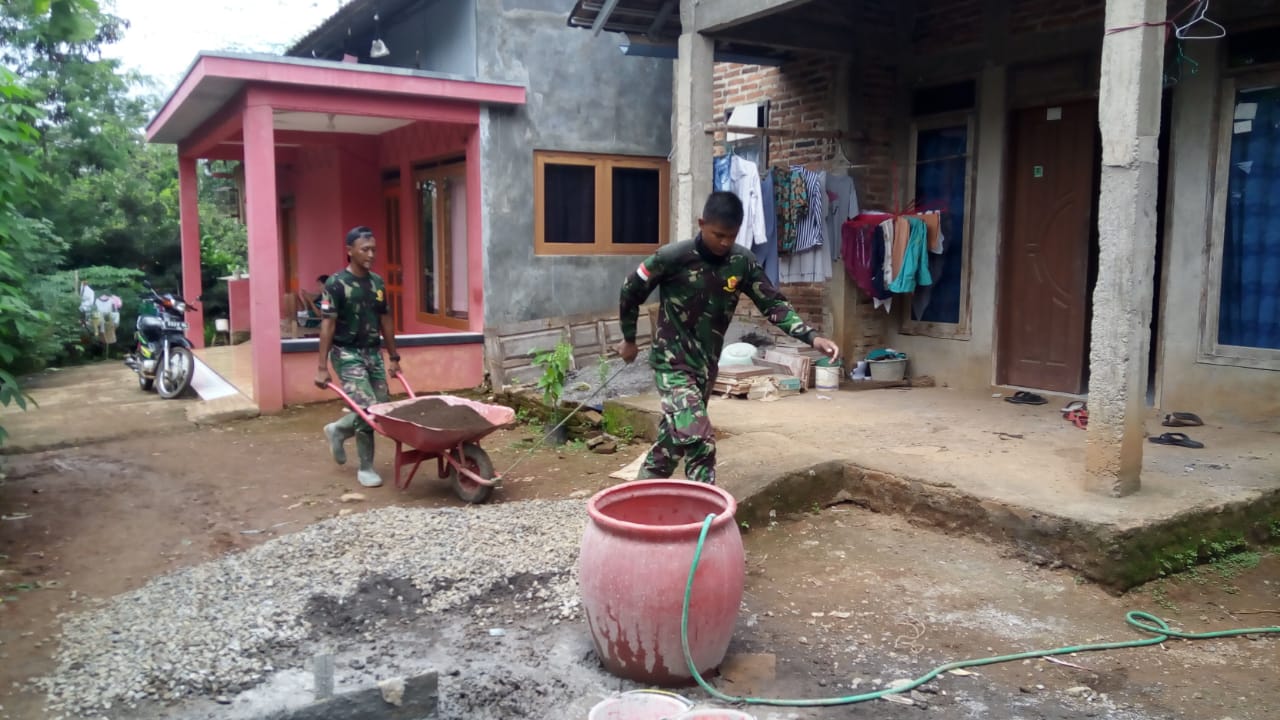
[448,442,495,504]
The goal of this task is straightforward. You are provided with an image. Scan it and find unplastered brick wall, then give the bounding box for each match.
[714,45,900,355]
[1010,0,1104,34]
[715,55,837,341]
[712,54,839,170]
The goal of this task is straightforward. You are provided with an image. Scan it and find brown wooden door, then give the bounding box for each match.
[997,101,1098,394]
[383,186,405,333]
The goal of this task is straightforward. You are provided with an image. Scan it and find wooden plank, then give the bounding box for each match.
[717,365,774,379]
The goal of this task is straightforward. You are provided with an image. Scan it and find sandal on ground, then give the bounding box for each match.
[1162,412,1204,427]
[1061,400,1086,415]
[1065,408,1089,430]
[1005,391,1048,406]
[1148,432,1204,449]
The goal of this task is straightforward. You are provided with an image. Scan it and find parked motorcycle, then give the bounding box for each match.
[124,280,197,399]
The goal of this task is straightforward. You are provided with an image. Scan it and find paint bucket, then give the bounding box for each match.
[674,709,758,720]
[814,360,840,391]
[587,690,693,720]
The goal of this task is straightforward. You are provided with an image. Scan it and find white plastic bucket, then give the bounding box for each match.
[588,690,693,720]
[815,364,840,391]
[868,358,907,382]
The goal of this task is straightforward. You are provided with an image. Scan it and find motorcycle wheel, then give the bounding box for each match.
[138,373,154,392]
[157,346,194,399]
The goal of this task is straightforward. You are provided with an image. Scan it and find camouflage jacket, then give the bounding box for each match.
[320,269,388,349]
[619,236,817,382]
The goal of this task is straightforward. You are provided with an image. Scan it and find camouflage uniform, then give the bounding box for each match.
[320,269,390,435]
[619,236,818,485]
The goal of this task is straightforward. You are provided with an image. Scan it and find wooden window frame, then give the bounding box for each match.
[1199,72,1280,370]
[382,182,406,334]
[414,162,470,331]
[898,111,977,341]
[533,150,670,256]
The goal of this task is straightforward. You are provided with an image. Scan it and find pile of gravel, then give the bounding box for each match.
[38,501,588,718]
[561,350,656,405]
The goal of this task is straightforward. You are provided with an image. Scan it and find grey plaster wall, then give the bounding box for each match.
[881,39,1280,427]
[379,0,476,77]
[1156,40,1280,428]
[474,0,674,325]
[886,65,1007,390]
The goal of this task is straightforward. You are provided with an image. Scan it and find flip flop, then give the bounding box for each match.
[1065,408,1088,430]
[1061,400,1086,415]
[1005,391,1048,406]
[1148,432,1204,449]
[1162,412,1204,427]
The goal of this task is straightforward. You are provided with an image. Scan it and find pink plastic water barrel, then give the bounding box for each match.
[579,480,746,684]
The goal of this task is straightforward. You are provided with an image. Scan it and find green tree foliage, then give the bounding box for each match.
[0,66,50,443]
[0,0,251,447]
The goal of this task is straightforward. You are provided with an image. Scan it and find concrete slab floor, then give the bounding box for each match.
[611,387,1280,587]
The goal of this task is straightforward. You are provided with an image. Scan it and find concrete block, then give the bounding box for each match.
[261,672,437,720]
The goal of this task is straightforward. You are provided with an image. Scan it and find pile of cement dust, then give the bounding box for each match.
[37,501,589,718]
[562,349,656,404]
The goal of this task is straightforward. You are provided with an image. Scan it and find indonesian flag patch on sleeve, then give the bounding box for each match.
[636,263,651,282]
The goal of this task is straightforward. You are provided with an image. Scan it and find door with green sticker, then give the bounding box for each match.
[998,100,1099,394]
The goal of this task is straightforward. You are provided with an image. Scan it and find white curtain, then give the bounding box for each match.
[448,177,469,315]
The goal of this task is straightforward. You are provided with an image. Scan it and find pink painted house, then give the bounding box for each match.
[146,0,674,412]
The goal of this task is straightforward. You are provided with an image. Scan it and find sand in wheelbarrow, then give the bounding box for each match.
[384,398,496,433]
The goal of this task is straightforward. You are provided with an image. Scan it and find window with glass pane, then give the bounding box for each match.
[544,164,595,244]
[446,176,469,319]
[612,167,661,245]
[911,125,969,325]
[419,178,439,315]
[1218,87,1280,350]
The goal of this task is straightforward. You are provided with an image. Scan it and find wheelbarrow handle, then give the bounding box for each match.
[395,371,416,398]
[325,382,382,433]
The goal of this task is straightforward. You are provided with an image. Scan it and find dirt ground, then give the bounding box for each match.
[725,508,1278,719]
[0,400,634,719]
[1,381,1277,719]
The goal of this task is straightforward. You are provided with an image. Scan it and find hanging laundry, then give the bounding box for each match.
[713,155,732,192]
[728,155,768,249]
[757,171,781,286]
[889,216,933,294]
[772,167,808,255]
[826,174,859,261]
[841,213,891,300]
[793,167,826,253]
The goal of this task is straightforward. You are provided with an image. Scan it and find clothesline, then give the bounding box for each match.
[703,122,847,140]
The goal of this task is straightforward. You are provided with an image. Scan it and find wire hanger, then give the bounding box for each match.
[1176,0,1225,40]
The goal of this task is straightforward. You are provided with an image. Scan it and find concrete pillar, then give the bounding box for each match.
[177,156,205,348]
[672,0,714,242]
[242,101,285,413]
[1085,0,1166,496]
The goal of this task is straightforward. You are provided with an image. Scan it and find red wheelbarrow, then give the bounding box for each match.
[327,374,516,504]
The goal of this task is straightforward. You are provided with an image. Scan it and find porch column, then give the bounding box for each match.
[1085,0,1166,496]
[243,102,285,413]
[672,0,714,243]
[177,156,205,348]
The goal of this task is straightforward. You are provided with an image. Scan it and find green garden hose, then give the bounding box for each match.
[680,513,1280,708]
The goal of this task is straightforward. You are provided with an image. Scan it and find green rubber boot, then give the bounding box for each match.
[324,413,357,465]
[355,431,383,488]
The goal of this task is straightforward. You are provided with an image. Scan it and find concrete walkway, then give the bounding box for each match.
[1,363,256,454]
[609,386,1280,589]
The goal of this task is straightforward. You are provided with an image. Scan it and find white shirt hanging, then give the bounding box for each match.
[728,155,768,248]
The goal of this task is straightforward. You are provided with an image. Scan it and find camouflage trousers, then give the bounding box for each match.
[330,346,389,436]
[639,369,717,485]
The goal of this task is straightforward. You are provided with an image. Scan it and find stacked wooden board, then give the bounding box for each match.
[712,365,775,397]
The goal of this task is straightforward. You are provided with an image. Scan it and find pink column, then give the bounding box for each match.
[242,102,285,412]
[178,156,206,348]
[465,127,483,332]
